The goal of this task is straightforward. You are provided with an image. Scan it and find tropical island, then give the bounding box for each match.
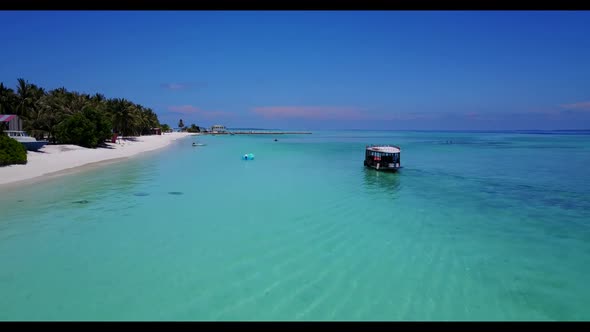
[0,79,190,186]
[0,79,312,187]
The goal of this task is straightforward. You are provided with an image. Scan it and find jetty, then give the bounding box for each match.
[203,131,312,135]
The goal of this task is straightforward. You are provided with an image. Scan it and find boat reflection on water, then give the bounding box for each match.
[363,168,401,196]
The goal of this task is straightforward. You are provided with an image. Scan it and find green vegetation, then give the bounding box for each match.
[0,79,162,147]
[0,134,27,166]
[187,124,201,133]
[55,108,112,148]
[161,124,171,132]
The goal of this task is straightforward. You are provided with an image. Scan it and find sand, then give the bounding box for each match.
[0,132,192,187]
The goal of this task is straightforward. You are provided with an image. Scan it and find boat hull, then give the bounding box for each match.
[364,160,401,172]
[21,141,48,151]
[365,165,400,172]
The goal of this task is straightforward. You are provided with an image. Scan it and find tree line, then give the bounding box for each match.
[177,119,202,133]
[0,79,166,148]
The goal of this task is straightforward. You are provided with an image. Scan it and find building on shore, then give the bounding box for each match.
[0,114,23,131]
[210,125,227,133]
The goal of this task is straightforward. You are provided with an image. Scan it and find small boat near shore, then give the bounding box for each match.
[4,130,48,151]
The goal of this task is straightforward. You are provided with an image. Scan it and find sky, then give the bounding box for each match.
[0,10,589,130]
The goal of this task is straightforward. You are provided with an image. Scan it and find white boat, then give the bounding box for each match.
[4,130,48,151]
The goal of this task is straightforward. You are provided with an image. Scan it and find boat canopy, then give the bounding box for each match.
[366,146,400,154]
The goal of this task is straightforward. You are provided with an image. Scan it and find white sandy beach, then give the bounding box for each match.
[0,132,192,187]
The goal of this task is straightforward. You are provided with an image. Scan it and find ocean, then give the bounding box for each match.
[0,130,589,320]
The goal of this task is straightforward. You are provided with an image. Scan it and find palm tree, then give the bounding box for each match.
[62,92,91,116]
[133,104,149,136]
[0,83,16,115]
[14,79,47,135]
[136,107,160,135]
[15,78,34,119]
[188,124,200,132]
[92,93,105,103]
[2,79,166,142]
[35,89,70,142]
[145,108,159,127]
[89,93,107,118]
[107,98,138,136]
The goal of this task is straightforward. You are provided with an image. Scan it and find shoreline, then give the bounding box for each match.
[0,132,192,189]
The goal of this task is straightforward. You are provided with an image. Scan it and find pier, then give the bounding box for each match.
[203,131,312,135]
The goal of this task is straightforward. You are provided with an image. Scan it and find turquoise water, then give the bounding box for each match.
[1,130,589,321]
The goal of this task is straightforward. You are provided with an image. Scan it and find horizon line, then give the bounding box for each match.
[224,128,590,132]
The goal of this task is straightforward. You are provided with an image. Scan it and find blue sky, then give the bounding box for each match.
[0,10,589,130]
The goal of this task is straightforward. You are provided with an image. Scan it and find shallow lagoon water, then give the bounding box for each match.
[0,131,589,320]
